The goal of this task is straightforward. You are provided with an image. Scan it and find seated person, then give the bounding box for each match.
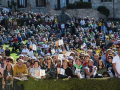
[57,59,78,79]
[21,45,29,55]
[72,58,85,78]
[13,59,28,77]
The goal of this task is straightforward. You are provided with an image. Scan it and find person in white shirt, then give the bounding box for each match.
[44,42,49,54]
[113,48,120,77]
[0,45,4,54]
[22,45,29,55]
[29,60,42,79]
[107,20,111,31]
[80,18,85,28]
[61,22,65,35]
[91,40,96,48]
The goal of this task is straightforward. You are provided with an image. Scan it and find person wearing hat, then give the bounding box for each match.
[19,54,24,60]
[30,56,36,68]
[13,59,28,77]
[106,54,115,77]
[56,59,62,68]
[68,56,74,69]
[82,54,90,66]
[101,49,112,65]
[80,53,84,64]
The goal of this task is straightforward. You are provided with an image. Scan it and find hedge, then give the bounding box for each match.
[67,2,92,9]
[17,77,120,90]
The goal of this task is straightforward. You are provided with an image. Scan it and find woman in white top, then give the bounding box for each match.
[91,40,96,48]
[29,60,45,79]
[85,59,97,78]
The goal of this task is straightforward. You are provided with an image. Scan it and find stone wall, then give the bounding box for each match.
[92,0,120,18]
[2,0,120,19]
[46,2,103,21]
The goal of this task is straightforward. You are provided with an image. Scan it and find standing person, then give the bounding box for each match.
[57,59,77,79]
[4,14,8,28]
[97,60,107,77]
[113,47,120,77]
[4,63,14,90]
[107,20,111,33]
[38,56,45,69]
[85,59,97,78]
[61,22,65,37]
[101,23,106,34]
[45,56,56,79]
[98,21,102,33]
[13,20,17,30]
[13,59,28,77]
[68,56,74,69]
[72,58,84,78]
[93,54,99,67]
[29,60,43,79]
[111,22,114,33]
[13,59,28,90]
[80,18,85,28]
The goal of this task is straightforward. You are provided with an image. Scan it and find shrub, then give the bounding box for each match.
[67,1,92,9]
[67,3,75,9]
[17,77,120,90]
[97,6,110,17]
[76,2,92,9]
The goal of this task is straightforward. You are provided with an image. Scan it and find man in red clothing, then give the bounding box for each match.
[12,35,19,52]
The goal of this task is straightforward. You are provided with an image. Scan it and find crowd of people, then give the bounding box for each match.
[0,9,120,90]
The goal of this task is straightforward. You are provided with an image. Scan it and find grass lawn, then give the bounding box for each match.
[3,40,27,63]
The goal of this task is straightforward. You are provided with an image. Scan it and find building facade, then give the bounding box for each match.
[0,0,120,18]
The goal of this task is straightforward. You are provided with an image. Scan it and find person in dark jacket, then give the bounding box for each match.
[5,47,10,56]
[4,63,14,90]
[57,59,77,79]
